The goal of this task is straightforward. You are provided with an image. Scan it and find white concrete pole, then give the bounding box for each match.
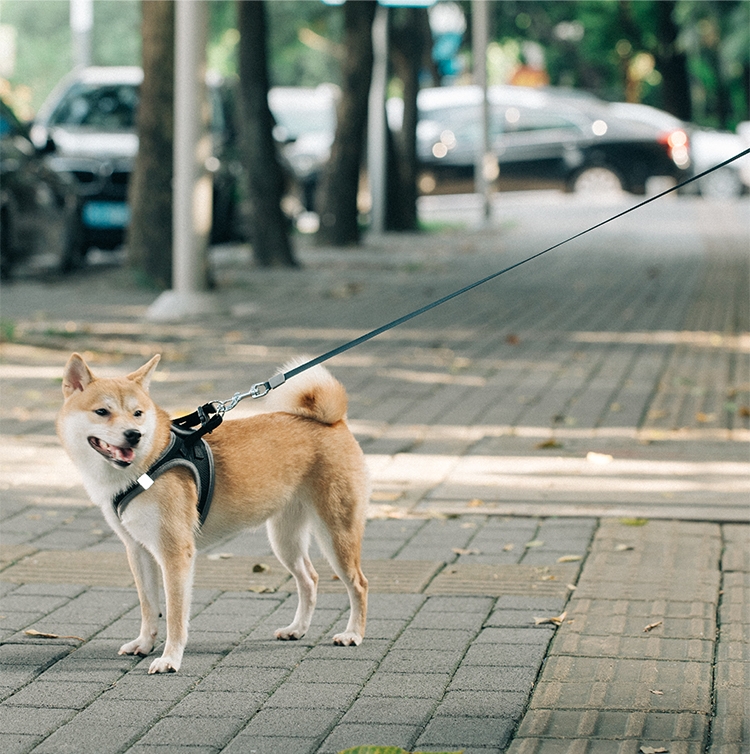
[148,0,222,321]
[367,3,389,236]
[472,0,491,224]
[70,0,93,69]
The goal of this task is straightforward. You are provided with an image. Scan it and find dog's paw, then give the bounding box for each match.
[148,656,180,674]
[118,637,155,657]
[274,625,306,641]
[333,631,362,646]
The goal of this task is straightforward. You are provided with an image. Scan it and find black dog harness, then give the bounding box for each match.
[111,405,222,529]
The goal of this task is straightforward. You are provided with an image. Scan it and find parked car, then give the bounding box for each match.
[0,98,84,278]
[414,85,691,196]
[29,66,243,257]
[608,101,749,198]
[268,84,339,211]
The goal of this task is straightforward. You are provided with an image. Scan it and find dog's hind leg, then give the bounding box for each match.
[312,500,368,646]
[119,541,161,658]
[267,504,318,641]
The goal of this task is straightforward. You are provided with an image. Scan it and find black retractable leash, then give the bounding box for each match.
[114,147,749,526]
[185,146,750,432]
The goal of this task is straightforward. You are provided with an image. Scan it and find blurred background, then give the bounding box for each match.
[1,0,748,283]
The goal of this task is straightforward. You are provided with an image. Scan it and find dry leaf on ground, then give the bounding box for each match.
[452,548,481,556]
[644,621,663,633]
[534,611,567,626]
[535,438,562,449]
[252,563,270,573]
[24,629,85,641]
[557,555,582,563]
[640,747,669,754]
[615,544,635,552]
[207,553,233,560]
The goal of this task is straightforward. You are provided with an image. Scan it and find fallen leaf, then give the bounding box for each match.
[506,334,520,345]
[207,553,233,561]
[557,555,582,563]
[452,548,481,556]
[534,611,567,627]
[586,451,614,464]
[643,621,663,633]
[566,583,577,591]
[615,544,635,552]
[525,540,545,548]
[252,563,270,573]
[502,543,515,552]
[467,498,484,507]
[24,629,85,642]
[620,518,648,526]
[535,438,562,449]
[695,412,715,423]
[248,586,275,594]
[739,405,750,418]
[639,747,669,754]
[649,689,664,695]
[370,491,402,502]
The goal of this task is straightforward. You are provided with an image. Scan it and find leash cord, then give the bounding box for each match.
[212,146,750,413]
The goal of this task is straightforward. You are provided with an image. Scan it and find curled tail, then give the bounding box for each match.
[262,359,348,425]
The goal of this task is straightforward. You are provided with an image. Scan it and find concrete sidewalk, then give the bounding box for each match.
[0,194,748,753]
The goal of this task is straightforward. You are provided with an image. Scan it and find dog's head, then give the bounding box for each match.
[58,353,162,471]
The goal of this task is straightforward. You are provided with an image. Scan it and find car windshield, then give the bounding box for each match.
[50,83,139,130]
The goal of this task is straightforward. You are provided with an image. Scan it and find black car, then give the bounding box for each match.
[29,66,243,257]
[0,98,83,278]
[415,85,691,196]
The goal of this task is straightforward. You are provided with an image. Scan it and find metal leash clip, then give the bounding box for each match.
[212,373,286,415]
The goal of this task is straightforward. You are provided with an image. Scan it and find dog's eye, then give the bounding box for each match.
[94,408,110,417]
[134,410,143,418]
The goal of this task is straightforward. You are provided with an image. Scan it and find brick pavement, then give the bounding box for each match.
[0,195,748,752]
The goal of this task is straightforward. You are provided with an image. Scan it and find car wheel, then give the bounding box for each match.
[698,167,743,199]
[0,208,14,280]
[572,166,625,198]
[59,213,87,274]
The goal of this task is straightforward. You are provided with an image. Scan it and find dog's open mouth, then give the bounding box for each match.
[88,437,136,467]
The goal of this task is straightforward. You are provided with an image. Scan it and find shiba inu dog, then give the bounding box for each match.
[57,353,369,674]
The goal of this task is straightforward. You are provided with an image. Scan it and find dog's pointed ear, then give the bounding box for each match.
[127,354,161,392]
[62,353,95,398]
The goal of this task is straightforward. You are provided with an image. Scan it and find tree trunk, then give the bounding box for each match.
[237,0,296,267]
[654,0,692,121]
[316,0,377,246]
[126,0,174,289]
[387,6,429,232]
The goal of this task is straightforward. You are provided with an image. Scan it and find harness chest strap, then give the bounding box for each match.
[112,426,216,529]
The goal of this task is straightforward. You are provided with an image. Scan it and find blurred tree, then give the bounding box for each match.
[236,0,296,267]
[316,0,376,246]
[386,6,431,232]
[126,0,174,289]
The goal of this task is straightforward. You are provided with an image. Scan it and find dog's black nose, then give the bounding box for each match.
[124,429,142,447]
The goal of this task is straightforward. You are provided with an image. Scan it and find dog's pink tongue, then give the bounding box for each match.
[114,446,135,463]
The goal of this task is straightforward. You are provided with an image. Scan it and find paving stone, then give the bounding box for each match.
[195,666,288,693]
[2,680,110,709]
[377,648,465,675]
[551,632,714,662]
[530,657,713,713]
[30,722,144,754]
[0,704,77,736]
[392,628,476,651]
[435,689,529,720]
[417,714,516,749]
[169,691,268,725]
[222,735,319,754]
[287,658,377,685]
[358,671,452,699]
[264,682,360,709]
[340,695,436,726]
[319,723,421,754]
[426,563,579,597]
[515,708,709,740]
[136,715,247,748]
[238,705,342,739]
[0,732,45,754]
[449,664,540,692]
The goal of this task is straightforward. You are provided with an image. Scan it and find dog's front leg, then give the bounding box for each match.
[148,541,195,674]
[119,541,161,658]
